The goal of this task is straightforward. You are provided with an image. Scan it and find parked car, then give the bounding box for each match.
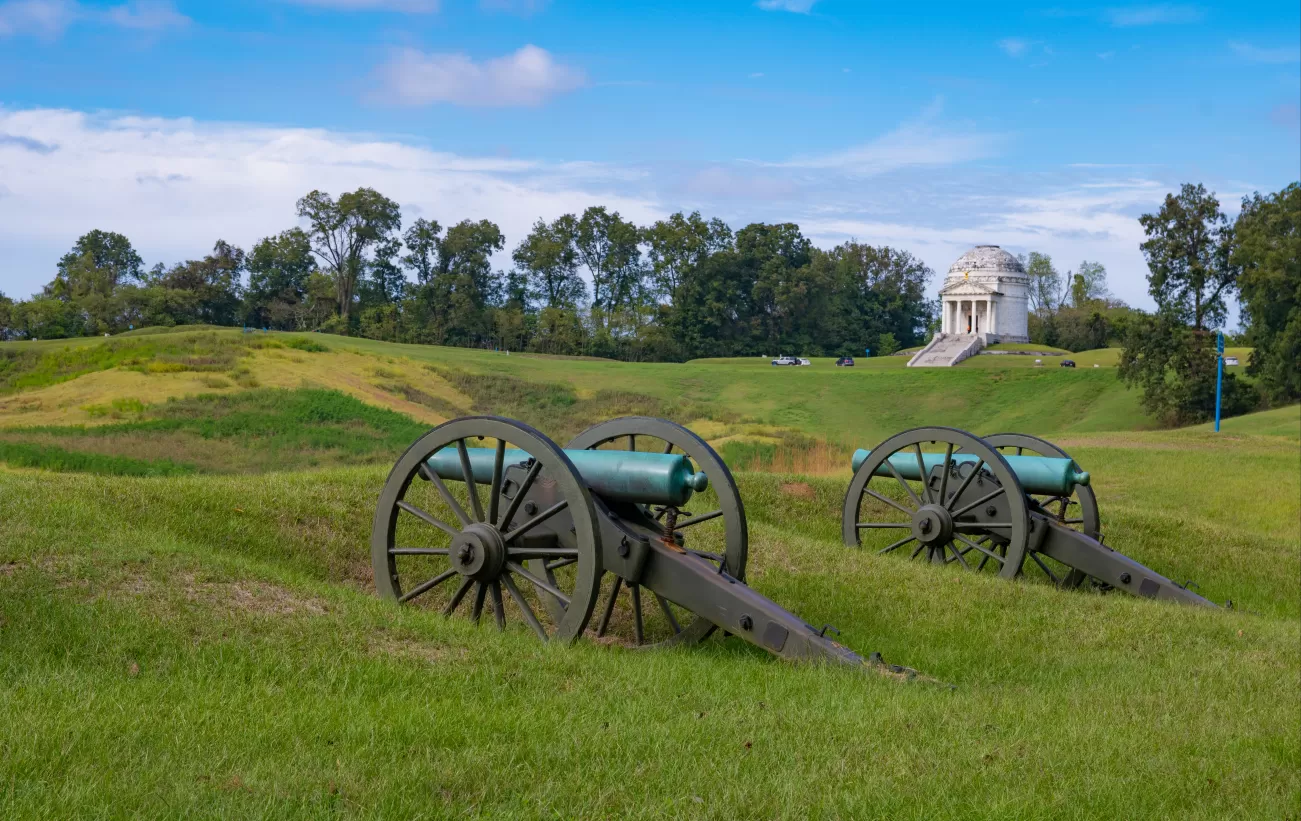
[835,356,855,367]
[1225,356,1239,366]
[796,358,811,366]
[771,356,798,366]
[1060,359,1076,368]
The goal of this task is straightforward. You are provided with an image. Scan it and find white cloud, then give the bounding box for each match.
[1104,4,1203,27]
[1229,40,1301,64]
[0,106,658,299]
[373,45,586,107]
[0,0,187,37]
[998,38,1030,57]
[748,72,765,79]
[772,98,1005,174]
[480,0,548,13]
[285,0,439,10]
[0,0,77,38]
[756,0,816,12]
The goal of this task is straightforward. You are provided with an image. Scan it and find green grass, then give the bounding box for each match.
[1,417,1296,817]
[0,331,1297,817]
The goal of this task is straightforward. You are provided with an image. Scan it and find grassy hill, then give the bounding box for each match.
[1,327,1297,817]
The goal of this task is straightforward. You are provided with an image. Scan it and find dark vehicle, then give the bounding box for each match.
[1060,359,1076,368]
[835,356,855,367]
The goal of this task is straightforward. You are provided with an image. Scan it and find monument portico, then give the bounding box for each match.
[937,245,1029,343]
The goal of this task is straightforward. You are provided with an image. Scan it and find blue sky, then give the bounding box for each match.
[1,0,1298,314]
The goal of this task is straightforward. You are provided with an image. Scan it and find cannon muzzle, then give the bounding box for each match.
[428,447,709,507]
[851,448,1090,497]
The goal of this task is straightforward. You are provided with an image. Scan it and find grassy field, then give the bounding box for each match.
[1,328,1298,818]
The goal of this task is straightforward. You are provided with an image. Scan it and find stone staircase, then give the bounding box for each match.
[907,333,983,367]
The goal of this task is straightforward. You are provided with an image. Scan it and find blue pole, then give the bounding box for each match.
[1214,331,1224,432]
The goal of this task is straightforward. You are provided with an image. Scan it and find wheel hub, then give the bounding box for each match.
[912,504,954,546]
[450,523,507,581]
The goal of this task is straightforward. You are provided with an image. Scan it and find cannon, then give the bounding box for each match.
[842,427,1214,606]
[373,415,899,670]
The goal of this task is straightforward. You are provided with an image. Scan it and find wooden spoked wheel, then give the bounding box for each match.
[567,417,748,648]
[842,427,1031,580]
[982,432,1099,590]
[371,416,602,643]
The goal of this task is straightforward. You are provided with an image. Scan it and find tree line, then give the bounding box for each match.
[0,191,935,362]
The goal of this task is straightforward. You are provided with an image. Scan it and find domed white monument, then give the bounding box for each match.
[937,245,1030,342]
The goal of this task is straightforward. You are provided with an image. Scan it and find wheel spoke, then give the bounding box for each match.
[909,541,927,559]
[506,561,571,606]
[502,500,569,544]
[471,581,488,623]
[488,581,505,630]
[950,486,1007,518]
[497,460,542,533]
[857,522,912,529]
[389,547,450,555]
[912,444,933,504]
[878,535,916,555]
[398,568,458,603]
[654,593,681,634]
[958,522,1014,529]
[417,463,472,527]
[674,509,722,530]
[947,541,972,571]
[630,584,644,646]
[954,534,1004,564]
[442,577,475,615]
[501,573,549,641]
[456,439,485,523]
[1029,551,1061,585]
[596,576,623,637]
[545,557,578,571]
[396,500,460,538]
[506,547,580,560]
[937,442,954,508]
[627,434,636,452]
[662,441,674,454]
[944,458,986,512]
[862,486,916,516]
[488,440,506,525]
[884,456,923,508]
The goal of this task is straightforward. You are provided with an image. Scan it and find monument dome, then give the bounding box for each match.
[936,244,1030,343]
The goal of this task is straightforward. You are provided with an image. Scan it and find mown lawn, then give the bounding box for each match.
[1,411,1297,818]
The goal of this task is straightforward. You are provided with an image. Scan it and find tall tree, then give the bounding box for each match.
[1068,260,1109,307]
[401,218,442,285]
[296,188,402,324]
[512,216,585,309]
[644,211,733,302]
[53,230,144,296]
[739,223,813,350]
[1138,183,1236,330]
[245,228,316,329]
[574,206,644,328]
[1022,252,1063,316]
[1233,182,1301,402]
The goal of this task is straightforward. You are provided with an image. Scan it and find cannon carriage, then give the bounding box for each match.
[842,426,1214,606]
[372,415,888,669]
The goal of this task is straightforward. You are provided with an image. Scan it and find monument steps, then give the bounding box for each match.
[907,333,984,367]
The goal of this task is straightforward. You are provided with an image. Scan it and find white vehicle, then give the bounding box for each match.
[771,356,798,366]
[796,358,811,366]
[1224,356,1239,366]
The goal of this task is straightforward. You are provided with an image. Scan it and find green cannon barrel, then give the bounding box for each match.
[851,449,1090,497]
[427,448,709,507]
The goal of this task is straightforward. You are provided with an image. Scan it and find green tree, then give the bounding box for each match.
[245,228,317,329]
[52,230,144,297]
[1021,252,1064,316]
[1118,313,1257,426]
[876,332,899,356]
[1233,182,1301,402]
[148,240,246,326]
[644,211,733,302]
[296,188,403,324]
[1139,183,1236,330]
[513,216,585,309]
[1068,261,1109,307]
[574,206,644,330]
[401,218,443,285]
